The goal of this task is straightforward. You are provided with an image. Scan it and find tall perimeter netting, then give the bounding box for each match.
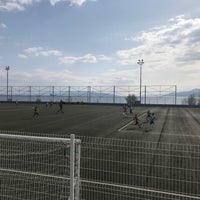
[0,132,81,200]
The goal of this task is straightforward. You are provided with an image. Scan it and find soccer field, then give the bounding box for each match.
[0,102,132,137]
[0,103,200,199]
[0,102,200,144]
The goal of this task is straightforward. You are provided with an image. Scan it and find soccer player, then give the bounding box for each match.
[33,105,39,117]
[58,100,64,113]
[133,114,141,128]
[49,101,53,108]
[146,110,151,122]
[122,104,127,115]
[149,113,155,126]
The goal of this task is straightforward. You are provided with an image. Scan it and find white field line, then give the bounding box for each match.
[118,111,147,132]
[118,120,133,131]
[1,168,199,199]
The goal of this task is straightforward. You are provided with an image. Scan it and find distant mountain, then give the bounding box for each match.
[175,88,200,97]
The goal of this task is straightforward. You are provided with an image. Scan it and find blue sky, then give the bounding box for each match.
[1,0,200,91]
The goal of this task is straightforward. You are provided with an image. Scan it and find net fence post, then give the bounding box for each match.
[75,140,81,200]
[70,134,75,200]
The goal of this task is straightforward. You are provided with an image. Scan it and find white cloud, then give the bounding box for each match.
[21,47,63,57]
[0,1,25,11]
[68,0,86,6]
[79,54,97,63]
[59,56,78,64]
[0,23,7,29]
[97,54,112,61]
[59,53,110,64]
[0,0,41,11]
[49,0,64,6]
[117,15,200,68]
[116,15,200,88]
[59,54,97,64]
[39,50,63,57]
[49,0,95,6]
[24,47,43,54]
[20,47,111,65]
[0,0,95,11]
[8,68,98,86]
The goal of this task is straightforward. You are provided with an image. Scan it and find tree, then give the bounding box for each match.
[187,94,196,105]
[181,98,188,105]
[125,94,137,106]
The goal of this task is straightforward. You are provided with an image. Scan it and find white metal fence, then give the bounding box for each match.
[0,132,81,200]
[0,85,177,104]
[79,136,200,200]
[0,132,199,200]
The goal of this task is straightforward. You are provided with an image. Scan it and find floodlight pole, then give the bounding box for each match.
[137,59,144,103]
[5,66,10,101]
[137,59,144,104]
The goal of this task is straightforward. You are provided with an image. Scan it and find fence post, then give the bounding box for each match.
[175,85,177,105]
[75,141,81,200]
[10,86,13,101]
[68,86,71,103]
[87,86,91,103]
[70,134,75,200]
[113,86,115,104]
[52,86,54,102]
[29,86,31,102]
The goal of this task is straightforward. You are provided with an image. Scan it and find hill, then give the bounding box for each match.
[168,88,200,97]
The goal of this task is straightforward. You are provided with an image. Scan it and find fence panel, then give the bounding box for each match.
[1,132,199,199]
[79,136,200,200]
[0,132,81,200]
[0,85,178,105]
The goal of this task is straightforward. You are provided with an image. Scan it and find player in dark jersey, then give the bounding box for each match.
[58,100,64,113]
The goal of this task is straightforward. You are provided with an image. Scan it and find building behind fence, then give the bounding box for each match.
[0,131,199,200]
[0,85,179,105]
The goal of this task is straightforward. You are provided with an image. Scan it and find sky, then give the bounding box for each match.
[0,0,200,91]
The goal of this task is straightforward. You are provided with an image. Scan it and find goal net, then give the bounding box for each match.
[0,132,81,200]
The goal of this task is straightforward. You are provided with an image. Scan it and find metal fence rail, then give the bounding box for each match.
[81,180,200,200]
[0,85,177,104]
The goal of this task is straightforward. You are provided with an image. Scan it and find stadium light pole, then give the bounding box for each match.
[5,66,10,101]
[137,59,144,103]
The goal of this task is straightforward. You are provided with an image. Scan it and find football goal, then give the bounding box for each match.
[0,132,81,200]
